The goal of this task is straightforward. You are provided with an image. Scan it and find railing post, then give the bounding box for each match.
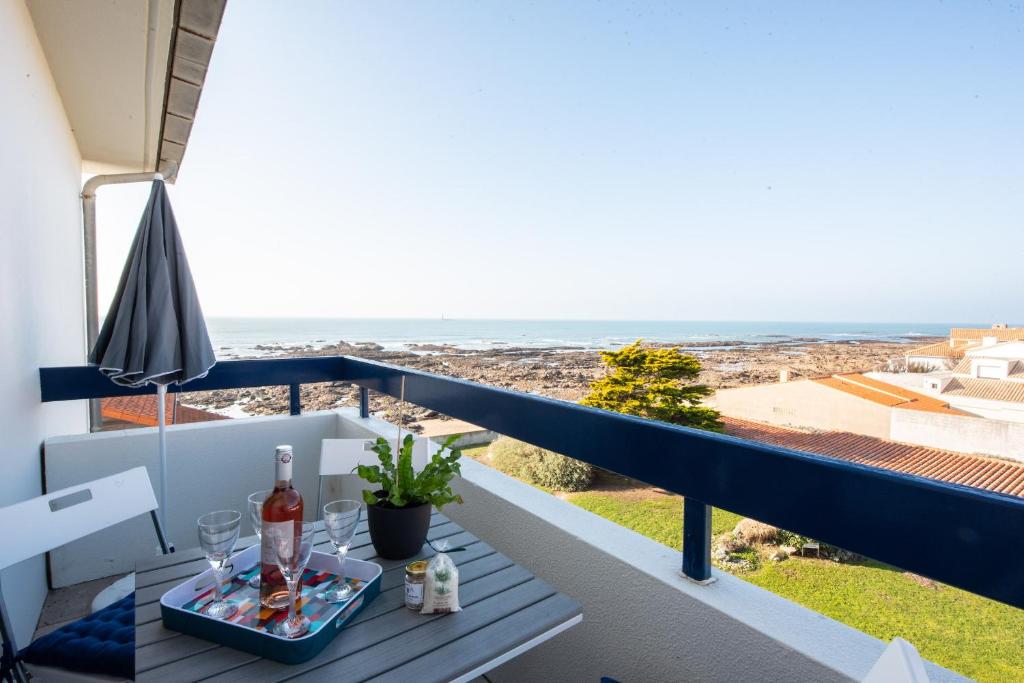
[682,497,713,583]
[359,387,369,418]
[289,384,301,415]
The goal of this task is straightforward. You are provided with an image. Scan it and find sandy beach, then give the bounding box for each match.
[184,337,938,428]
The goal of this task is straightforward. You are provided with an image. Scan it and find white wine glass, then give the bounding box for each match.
[268,521,316,638]
[197,510,242,620]
[246,490,272,588]
[320,500,361,603]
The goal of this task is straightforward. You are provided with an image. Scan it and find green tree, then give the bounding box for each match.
[581,340,723,431]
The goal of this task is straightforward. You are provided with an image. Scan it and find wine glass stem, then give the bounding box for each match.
[212,566,224,604]
[337,548,347,581]
[286,577,298,623]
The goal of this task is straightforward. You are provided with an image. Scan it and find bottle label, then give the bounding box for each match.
[405,581,423,608]
[275,446,293,483]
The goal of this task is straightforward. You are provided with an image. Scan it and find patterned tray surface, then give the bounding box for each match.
[182,563,366,636]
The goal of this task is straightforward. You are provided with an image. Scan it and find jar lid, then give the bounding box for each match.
[406,560,428,575]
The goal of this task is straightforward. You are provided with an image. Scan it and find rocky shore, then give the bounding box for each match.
[183,336,937,429]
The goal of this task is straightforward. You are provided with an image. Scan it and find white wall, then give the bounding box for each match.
[891,410,1024,461]
[42,409,389,587]
[0,1,88,648]
[712,381,892,439]
[943,396,1024,424]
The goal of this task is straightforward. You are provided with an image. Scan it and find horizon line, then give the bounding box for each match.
[201,316,1007,326]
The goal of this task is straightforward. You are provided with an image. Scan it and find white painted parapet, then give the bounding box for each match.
[43,410,969,680]
[42,408,392,587]
[445,458,966,682]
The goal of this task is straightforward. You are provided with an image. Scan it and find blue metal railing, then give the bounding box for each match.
[39,355,1024,608]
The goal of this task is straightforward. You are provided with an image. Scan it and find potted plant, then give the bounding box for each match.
[356,433,463,559]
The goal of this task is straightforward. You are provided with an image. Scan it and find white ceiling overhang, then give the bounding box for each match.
[27,0,226,182]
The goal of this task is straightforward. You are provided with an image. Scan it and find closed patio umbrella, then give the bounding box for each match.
[90,179,215,549]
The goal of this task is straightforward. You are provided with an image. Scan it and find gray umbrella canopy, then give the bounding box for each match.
[90,180,214,387]
[89,180,214,549]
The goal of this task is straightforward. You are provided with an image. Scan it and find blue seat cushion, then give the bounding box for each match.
[21,592,134,679]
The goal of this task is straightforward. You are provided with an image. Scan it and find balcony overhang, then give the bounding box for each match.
[26,0,226,182]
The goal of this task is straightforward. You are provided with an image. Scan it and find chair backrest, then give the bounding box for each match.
[319,437,441,476]
[0,467,158,572]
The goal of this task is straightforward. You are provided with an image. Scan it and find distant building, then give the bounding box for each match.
[879,338,1024,424]
[100,395,227,431]
[906,324,1024,371]
[713,371,1024,461]
[722,417,1024,498]
[712,372,963,441]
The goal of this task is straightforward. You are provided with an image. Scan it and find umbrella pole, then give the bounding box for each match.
[157,384,175,552]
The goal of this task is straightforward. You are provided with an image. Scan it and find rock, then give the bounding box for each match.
[181,338,921,436]
[770,549,789,562]
[715,534,746,554]
[780,545,797,556]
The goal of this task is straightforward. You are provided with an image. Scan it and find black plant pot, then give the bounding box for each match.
[366,495,432,560]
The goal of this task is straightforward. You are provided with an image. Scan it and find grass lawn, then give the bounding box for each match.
[563,488,1022,682]
[462,444,1020,681]
[748,557,1024,682]
[568,491,742,542]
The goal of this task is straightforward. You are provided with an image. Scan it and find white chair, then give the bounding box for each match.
[0,467,168,683]
[316,437,441,512]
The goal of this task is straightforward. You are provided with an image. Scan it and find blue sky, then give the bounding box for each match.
[97,1,1023,322]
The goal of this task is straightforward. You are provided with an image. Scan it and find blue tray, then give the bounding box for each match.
[160,544,381,664]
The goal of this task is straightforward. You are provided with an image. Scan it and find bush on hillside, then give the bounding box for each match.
[489,437,594,492]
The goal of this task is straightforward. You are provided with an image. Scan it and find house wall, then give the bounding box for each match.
[966,341,1024,361]
[0,2,88,648]
[712,381,892,439]
[933,396,1024,425]
[891,410,1024,461]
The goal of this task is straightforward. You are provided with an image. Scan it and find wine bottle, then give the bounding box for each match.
[260,444,304,610]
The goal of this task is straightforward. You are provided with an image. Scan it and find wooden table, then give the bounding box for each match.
[134,511,582,682]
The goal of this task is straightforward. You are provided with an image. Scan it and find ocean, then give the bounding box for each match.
[205,318,959,359]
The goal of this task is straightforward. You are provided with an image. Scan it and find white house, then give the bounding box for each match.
[907,324,1024,371]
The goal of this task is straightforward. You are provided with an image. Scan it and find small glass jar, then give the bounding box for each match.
[404,560,427,611]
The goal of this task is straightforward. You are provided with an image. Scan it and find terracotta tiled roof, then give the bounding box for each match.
[813,373,966,415]
[951,327,1024,342]
[942,377,1024,404]
[907,341,970,360]
[951,357,973,375]
[722,417,1024,497]
[101,395,227,427]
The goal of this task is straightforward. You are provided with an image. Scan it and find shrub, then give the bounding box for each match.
[907,361,935,373]
[489,437,594,492]
[733,518,782,545]
[581,340,723,431]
